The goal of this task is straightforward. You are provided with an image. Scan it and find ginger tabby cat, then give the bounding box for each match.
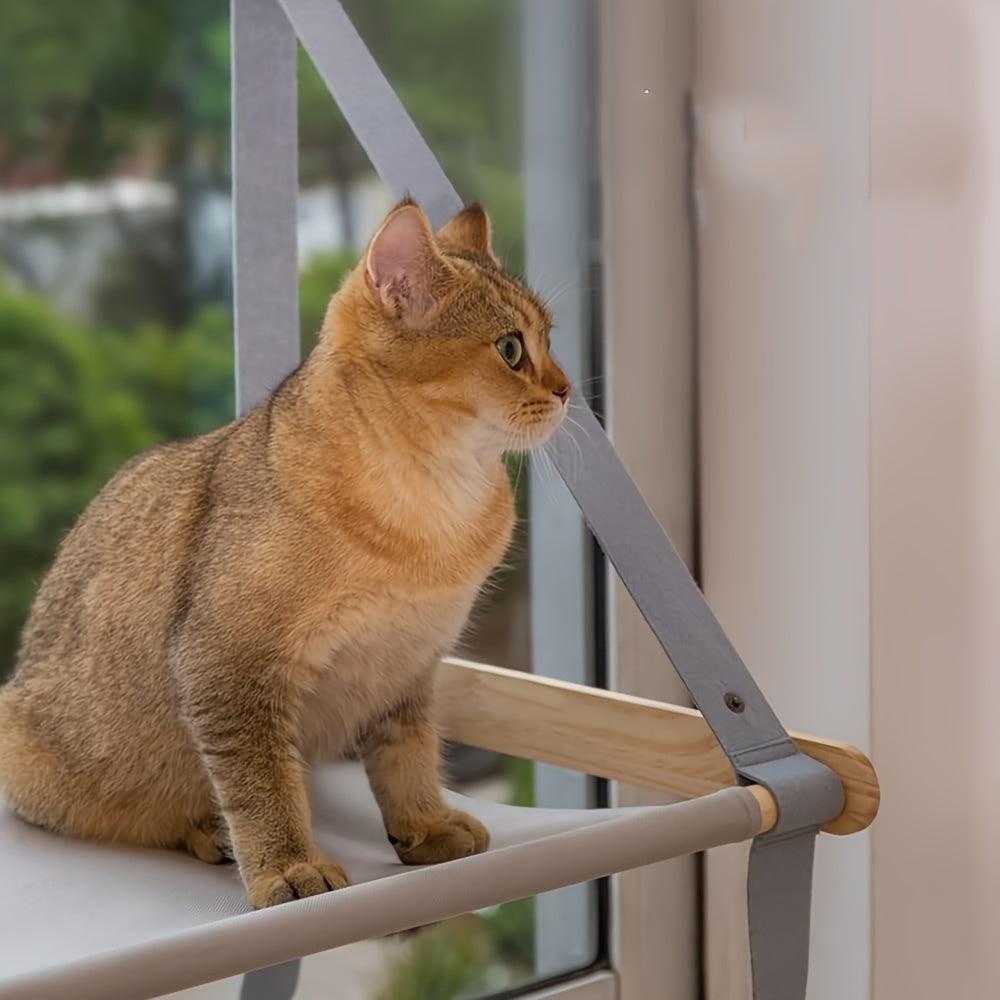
[0,200,570,908]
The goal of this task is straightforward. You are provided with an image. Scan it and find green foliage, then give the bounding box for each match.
[0,0,232,326]
[376,900,535,1000]
[505,755,535,809]
[299,0,525,263]
[2,0,524,324]
[482,897,534,971]
[298,249,358,355]
[376,916,492,1000]
[2,1,539,988]
[0,285,233,678]
[0,0,230,181]
[0,244,355,678]
[375,757,536,1000]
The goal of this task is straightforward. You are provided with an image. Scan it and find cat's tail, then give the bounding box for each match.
[0,686,56,824]
[0,682,210,848]
[0,687,21,807]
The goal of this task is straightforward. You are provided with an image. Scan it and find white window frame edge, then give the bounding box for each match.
[693,6,872,999]
[599,2,701,999]
[526,971,617,1000]
[477,1,703,996]
[524,0,602,984]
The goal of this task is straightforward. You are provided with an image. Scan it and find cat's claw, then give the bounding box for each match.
[181,814,234,865]
[393,809,489,865]
[246,859,350,908]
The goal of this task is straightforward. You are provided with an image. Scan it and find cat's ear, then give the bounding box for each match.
[365,202,456,327]
[435,204,498,265]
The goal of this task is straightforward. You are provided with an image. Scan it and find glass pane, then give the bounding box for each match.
[294,0,605,996]
[0,0,234,682]
[2,2,605,997]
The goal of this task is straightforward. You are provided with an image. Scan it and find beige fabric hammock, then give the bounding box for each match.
[0,764,761,999]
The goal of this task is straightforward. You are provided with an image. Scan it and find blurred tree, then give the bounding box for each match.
[1,0,524,329]
[0,0,532,676]
[0,284,232,678]
[0,0,232,326]
[375,899,535,1000]
[301,0,525,261]
[0,3,537,985]
[298,248,357,353]
[0,1,228,181]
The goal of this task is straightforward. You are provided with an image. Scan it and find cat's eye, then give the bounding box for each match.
[496,333,524,369]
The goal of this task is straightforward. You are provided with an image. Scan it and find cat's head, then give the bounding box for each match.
[327,199,570,453]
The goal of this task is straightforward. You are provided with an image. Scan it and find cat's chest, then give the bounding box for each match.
[294,586,476,760]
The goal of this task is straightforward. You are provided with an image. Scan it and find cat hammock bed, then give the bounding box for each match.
[0,1,879,998]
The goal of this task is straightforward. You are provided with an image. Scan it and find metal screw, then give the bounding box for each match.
[724,692,746,714]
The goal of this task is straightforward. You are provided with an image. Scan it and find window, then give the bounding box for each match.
[291,1,607,996]
[0,2,609,998]
[0,0,234,682]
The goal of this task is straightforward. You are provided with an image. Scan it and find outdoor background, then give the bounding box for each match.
[0,1,566,997]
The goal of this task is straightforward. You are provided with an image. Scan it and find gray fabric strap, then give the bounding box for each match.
[239,959,300,1000]
[546,397,840,998]
[275,0,823,784]
[231,0,301,415]
[546,402,844,829]
[746,831,818,1000]
[548,401,793,768]
[231,2,304,993]
[230,2,847,997]
[277,0,463,230]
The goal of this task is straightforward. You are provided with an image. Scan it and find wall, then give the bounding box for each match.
[694,3,871,998]
[599,0,700,997]
[871,2,1000,996]
[697,3,1000,998]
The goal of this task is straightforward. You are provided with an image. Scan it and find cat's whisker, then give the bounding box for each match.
[564,410,595,446]
[509,459,522,502]
[564,421,587,468]
[534,271,578,303]
[528,268,560,301]
[535,442,562,492]
[540,278,580,312]
[569,389,605,417]
[568,401,604,425]
[548,423,584,479]
[529,452,553,498]
[506,444,528,500]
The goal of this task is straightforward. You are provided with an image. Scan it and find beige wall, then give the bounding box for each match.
[600,1,700,997]
[871,2,1000,997]
[695,4,871,998]
[695,2,1000,998]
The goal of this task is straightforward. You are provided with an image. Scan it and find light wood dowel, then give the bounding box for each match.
[436,658,878,836]
[747,785,778,834]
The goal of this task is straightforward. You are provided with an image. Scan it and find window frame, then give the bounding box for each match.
[598,1,702,998]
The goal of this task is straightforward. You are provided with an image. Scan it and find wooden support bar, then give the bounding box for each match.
[436,658,879,836]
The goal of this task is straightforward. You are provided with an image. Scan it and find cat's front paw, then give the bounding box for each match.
[246,858,350,908]
[391,809,490,865]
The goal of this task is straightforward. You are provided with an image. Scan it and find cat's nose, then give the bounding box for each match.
[552,382,570,403]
